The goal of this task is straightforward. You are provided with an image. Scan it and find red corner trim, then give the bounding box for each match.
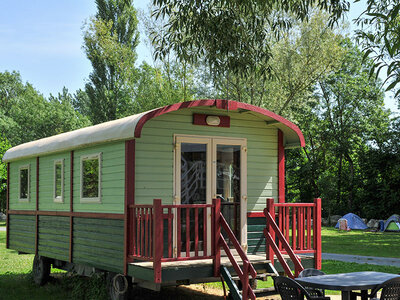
[6,162,10,249]
[247,212,265,218]
[133,99,305,147]
[278,130,285,203]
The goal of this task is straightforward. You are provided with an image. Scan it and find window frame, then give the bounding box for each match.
[19,164,30,202]
[80,152,102,203]
[53,159,64,203]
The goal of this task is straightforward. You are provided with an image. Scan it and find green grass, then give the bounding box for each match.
[322,227,400,258]
[0,231,107,300]
[0,221,5,226]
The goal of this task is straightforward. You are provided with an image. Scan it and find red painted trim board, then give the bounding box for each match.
[134,99,305,147]
[8,210,124,219]
[69,151,74,263]
[6,163,10,249]
[278,130,285,203]
[35,157,39,255]
[192,113,230,128]
[124,139,135,275]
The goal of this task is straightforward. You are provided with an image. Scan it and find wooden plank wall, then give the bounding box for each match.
[247,216,266,254]
[136,107,279,210]
[73,218,124,273]
[8,214,36,253]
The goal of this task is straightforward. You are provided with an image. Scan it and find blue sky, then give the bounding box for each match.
[0,1,398,113]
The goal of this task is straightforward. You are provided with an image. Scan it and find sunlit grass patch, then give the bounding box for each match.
[322,227,400,258]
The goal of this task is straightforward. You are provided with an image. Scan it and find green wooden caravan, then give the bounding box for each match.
[3,99,322,299]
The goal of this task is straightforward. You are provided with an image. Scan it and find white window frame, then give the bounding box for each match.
[80,152,102,203]
[53,159,64,203]
[19,164,30,202]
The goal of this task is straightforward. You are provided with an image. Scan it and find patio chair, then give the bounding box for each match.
[273,276,330,300]
[369,277,400,300]
[298,268,326,297]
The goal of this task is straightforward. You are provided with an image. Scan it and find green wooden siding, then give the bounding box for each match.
[136,107,278,211]
[73,217,124,273]
[9,158,37,210]
[247,216,266,254]
[73,141,125,213]
[38,216,69,261]
[39,153,70,211]
[8,214,36,253]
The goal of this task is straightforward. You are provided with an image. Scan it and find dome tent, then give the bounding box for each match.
[383,214,400,232]
[335,213,368,230]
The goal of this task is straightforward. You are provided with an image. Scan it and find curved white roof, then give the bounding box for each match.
[3,99,305,162]
[2,111,147,162]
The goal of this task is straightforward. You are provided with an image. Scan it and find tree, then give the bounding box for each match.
[151,0,349,81]
[355,0,400,99]
[0,136,10,213]
[0,71,90,146]
[286,39,391,216]
[201,11,344,119]
[83,0,139,124]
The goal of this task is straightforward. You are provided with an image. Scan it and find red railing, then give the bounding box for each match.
[215,197,257,300]
[128,199,216,283]
[263,198,322,278]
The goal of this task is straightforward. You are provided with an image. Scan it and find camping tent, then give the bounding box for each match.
[383,214,400,232]
[335,213,368,230]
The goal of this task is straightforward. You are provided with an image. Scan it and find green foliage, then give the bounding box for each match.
[322,227,400,258]
[0,72,91,146]
[355,0,400,99]
[151,0,349,80]
[82,0,140,124]
[0,137,10,213]
[286,39,391,217]
[202,11,344,117]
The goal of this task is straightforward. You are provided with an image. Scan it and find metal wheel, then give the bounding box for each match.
[107,272,131,300]
[32,255,51,286]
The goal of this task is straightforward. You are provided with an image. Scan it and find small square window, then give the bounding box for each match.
[54,159,64,203]
[80,153,102,203]
[19,165,30,202]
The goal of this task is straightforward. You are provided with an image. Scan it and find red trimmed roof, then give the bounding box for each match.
[134,99,305,148]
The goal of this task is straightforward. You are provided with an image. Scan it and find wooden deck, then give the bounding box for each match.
[127,253,315,288]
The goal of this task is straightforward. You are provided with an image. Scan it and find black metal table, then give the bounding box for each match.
[296,271,400,300]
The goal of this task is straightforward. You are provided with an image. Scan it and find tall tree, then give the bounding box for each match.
[0,71,90,146]
[151,0,349,81]
[202,11,344,119]
[355,0,400,99]
[0,136,10,213]
[286,39,390,216]
[83,0,139,124]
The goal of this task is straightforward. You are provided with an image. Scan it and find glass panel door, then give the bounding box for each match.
[180,142,208,254]
[216,145,241,241]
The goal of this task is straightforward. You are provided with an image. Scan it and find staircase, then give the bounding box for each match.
[217,197,324,299]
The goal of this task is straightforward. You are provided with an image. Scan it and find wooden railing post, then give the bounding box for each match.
[213,198,221,277]
[153,199,163,283]
[313,198,322,269]
[242,260,249,300]
[266,198,275,264]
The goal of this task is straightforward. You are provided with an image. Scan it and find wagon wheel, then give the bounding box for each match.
[32,255,51,286]
[107,272,132,300]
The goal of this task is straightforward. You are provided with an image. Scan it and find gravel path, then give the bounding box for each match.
[322,253,400,267]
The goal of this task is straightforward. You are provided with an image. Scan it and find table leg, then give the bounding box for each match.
[361,290,368,300]
[342,291,351,300]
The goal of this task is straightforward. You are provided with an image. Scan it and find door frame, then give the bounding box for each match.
[173,134,248,254]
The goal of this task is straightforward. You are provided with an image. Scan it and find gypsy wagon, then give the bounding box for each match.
[3,99,321,299]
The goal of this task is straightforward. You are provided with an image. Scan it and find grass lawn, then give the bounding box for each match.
[322,227,400,258]
[0,221,5,226]
[2,225,400,299]
[0,231,107,300]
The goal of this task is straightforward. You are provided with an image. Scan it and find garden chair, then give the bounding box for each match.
[273,276,330,300]
[298,268,326,297]
[369,277,400,300]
